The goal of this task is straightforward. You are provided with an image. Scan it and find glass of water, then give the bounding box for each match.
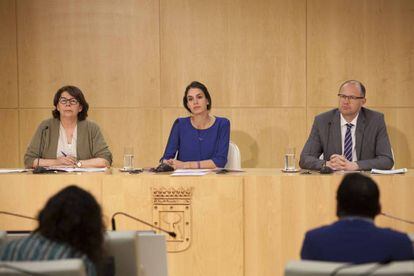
[284,147,296,171]
[123,147,134,171]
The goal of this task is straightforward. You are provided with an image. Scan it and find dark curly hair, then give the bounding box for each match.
[52,85,89,121]
[183,81,212,113]
[336,173,381,219]
[36,185,105,264]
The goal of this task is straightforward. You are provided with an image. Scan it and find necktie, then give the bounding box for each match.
[344,123,353,161]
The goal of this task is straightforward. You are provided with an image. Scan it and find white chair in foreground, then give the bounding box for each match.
[225,141,241,170]
[0,259,86,276]
[105,231,168,276]
[285,260,414,276]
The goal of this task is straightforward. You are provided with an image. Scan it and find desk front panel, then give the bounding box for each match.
[0,170,413,276]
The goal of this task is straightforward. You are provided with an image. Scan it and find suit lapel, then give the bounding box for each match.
[355,109,366,160]
[48,118,60,157]
[330,110,342,155]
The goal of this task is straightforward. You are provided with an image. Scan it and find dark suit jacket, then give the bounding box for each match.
[301,219,414,264]
[299,107,394,170]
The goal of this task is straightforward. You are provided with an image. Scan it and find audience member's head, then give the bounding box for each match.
[336,173,381,219]
[36,185,105,264]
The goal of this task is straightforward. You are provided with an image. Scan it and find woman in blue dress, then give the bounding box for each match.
[161,81,230,169]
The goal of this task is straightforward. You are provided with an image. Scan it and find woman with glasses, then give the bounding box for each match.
[24,85,112,168]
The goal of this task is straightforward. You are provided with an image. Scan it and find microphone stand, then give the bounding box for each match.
[111,211,176,238]
[33,126,48,174]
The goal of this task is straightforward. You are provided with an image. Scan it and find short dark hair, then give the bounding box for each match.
[183,81,212,113]
[36,185,105,264]
[52,85,89,121]
[339,80,366,97]
[336,173,381,219]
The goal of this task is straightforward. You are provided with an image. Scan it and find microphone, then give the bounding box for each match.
[111,212,176,238]
[320,122,333,174]
[33,126,49,174]
[380,212,414,225]
[0,211,37,221]
[0,211,37,234]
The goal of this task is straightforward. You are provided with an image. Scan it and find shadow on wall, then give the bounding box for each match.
[231,131,258,168]
[257,126,293,168]
[388,126,411,168]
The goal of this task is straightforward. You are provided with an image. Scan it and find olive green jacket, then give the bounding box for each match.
[24,118,112,168]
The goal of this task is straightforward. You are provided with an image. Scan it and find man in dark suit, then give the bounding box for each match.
[300,80,394,171]
[300,173,414,263]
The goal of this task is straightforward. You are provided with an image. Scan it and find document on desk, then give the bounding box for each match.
[46,167,107,173]
[371,168,408,175]
[0,168,28,174]
[171,169,211,176]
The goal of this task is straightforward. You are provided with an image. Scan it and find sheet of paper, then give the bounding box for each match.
[370,168,408,175]
[0,168,28,174]
[46,167,107,173]
[171,169,211,176]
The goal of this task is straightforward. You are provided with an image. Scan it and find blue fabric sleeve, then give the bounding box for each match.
[211,119,230,168]
[161,119,180,161]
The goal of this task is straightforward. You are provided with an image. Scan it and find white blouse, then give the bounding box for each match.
[56,123,77,158]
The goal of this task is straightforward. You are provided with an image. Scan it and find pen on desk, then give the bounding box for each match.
[61,151,67,157]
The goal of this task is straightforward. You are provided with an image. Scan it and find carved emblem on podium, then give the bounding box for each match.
[152,187,193,252]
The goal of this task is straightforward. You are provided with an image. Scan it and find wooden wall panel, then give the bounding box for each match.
[160,0,306,108]
[90,109,162,168]
[0,110,19,167]
[378,108,414,168]
[0,0,413,169]
[17,0,160,108]
[162,108,307,168]
[0,0,17,108]
[308,0,414,107]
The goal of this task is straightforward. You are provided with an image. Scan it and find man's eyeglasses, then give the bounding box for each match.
[337,94,364,101]
[59,97,79,105]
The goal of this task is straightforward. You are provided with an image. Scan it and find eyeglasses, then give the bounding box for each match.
[337,94,364,101]
[59,97,79,105]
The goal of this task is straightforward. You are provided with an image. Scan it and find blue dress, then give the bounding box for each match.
[161,116,230,168]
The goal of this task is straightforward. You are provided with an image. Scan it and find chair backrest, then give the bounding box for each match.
[0,231,6,247]
[225,141,241,169]
[105,231,168,276]
[285,260,414,276]
[0,259,86,276]
[0,232,31,248]
[408,233,414,248]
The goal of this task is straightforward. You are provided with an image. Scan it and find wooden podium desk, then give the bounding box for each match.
[0,169,413,276]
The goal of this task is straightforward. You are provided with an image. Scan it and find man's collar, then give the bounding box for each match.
[340,112,359,127]
[339,216,374,224]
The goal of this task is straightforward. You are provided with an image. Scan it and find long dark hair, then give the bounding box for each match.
[36,185,105,264]
[52,85,89,120]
